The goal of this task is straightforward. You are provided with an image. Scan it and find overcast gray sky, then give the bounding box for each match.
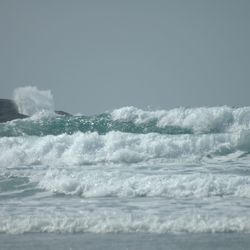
[1,0,250,114]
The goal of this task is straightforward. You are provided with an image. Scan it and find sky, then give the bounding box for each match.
[0,0,250,114]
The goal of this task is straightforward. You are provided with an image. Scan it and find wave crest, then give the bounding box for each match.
[112,106,250,133]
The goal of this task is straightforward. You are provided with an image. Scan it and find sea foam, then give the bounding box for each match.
[1,209,250,234]
[37,169,250,198]
[0,131,243,168]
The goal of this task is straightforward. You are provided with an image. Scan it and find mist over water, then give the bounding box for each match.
[1,86,250,234]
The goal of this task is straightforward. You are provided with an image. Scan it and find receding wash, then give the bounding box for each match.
[0,87,250,235]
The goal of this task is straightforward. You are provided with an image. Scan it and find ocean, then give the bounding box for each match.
[0,87,250,249]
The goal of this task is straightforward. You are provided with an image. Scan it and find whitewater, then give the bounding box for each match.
[1,87,250,240]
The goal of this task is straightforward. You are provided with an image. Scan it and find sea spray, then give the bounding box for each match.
[13,86,55,116]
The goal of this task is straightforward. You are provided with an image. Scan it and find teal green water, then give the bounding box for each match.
[0,114,192,137]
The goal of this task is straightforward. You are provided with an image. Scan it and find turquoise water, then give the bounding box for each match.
[0,113,192,137]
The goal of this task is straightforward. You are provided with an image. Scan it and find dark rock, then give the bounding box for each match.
[0,99,72,123]
[0,113,28,123]
[55,110,72,116]
[0,99,28,123]
[0,99,19,115]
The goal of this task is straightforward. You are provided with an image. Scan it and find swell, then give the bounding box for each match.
[1,106,250,137]
[0,113,192,137]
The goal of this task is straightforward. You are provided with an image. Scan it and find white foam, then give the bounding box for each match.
[13,86,55,116]
[1,130,250,200]
[0,131,241,168]
[1,210,250,234]
[37,169,250,198]
[111,106,250,133]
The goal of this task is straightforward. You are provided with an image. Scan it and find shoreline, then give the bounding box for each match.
[1,232,250,250]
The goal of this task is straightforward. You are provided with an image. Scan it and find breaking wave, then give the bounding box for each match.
[1,86,250,235]
[1,105,250,137]
[0,130,249,168]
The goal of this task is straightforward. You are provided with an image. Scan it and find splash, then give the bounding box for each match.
[13,86,55,116]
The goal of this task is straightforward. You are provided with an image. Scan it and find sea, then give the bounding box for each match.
[0,87,250,249]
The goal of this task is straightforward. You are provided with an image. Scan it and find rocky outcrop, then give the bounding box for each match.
[0,99,71,123]
[55,110,72,116]
[0,99,19,114]
[0,99,28,123]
